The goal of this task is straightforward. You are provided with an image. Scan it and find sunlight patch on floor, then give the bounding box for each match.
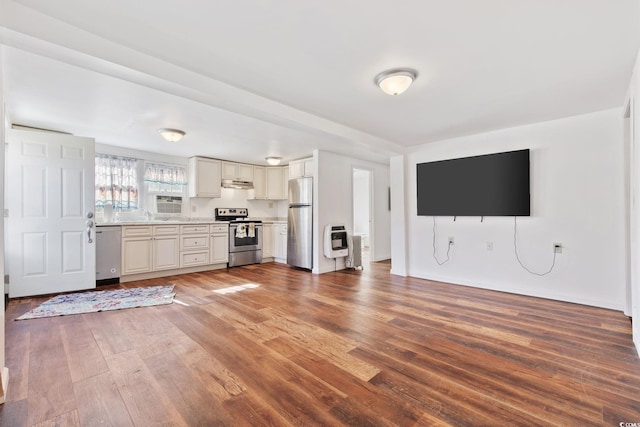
[213,284,260,295]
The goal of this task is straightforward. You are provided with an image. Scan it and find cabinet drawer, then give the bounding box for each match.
[181,224,210,234]
[180,251,210,267]
[153,225,180,235]
[181,234,209,251]
[122,226,152,237]
[210,224,229,234]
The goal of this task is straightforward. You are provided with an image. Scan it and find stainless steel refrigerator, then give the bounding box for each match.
[287,177,313,269]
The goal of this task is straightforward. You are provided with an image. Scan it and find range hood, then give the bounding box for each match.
[221,179,254,189]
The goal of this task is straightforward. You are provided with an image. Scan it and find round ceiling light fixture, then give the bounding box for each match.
[265,156,283,165]
[374,68,417,96]
[158,128,186,142]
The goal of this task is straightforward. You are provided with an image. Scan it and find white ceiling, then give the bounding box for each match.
[1,0,639,165]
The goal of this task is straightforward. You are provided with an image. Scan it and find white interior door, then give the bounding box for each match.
[6,129,96,297]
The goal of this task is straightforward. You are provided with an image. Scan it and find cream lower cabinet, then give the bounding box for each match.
[262,223,287,263]
[153,236,180,270]
[122,225,180,275]
[153,225,180,270]
[122,223,228,277]
[210,224,229,264]
[262,224,274,259]
[122,236,153,275]
[274,223,288,261]
[122,226,153,275]
[180,224,210,267]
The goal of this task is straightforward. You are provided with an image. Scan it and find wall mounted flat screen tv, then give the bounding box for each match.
[417,149,530,216]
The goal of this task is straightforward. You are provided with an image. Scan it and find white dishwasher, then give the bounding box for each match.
[96,226,121,284]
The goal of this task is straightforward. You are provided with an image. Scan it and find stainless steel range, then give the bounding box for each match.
[215,208,263,267]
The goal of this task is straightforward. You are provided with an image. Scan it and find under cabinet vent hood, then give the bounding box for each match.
[221,179,254,189]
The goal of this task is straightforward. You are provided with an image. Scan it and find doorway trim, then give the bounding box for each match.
[352,166,374,261]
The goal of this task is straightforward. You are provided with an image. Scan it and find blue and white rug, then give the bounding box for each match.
[16,285,175,320]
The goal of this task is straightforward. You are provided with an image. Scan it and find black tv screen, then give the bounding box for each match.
[417,149,530,216]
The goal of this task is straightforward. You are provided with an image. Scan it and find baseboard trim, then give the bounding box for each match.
[120,263,228,283]
[0,367,8,404]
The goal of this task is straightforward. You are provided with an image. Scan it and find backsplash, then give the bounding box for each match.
[187,188,287,219]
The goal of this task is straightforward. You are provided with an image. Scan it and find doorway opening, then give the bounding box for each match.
[353,168,373,264]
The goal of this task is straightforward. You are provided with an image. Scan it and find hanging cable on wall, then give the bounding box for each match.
[513,216,557,276]
[432,217,453,265]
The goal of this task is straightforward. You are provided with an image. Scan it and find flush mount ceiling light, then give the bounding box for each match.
[266,156,282,165]
[374,68,417,96]
[158,128,185,142]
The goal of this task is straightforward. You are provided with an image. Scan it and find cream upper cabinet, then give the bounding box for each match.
[222,161,254,181]
[302,158,313,177]
[188,157,221,198]
[250,166,266,200]
[289,160,303,179]
[289,157,313,179]
[266,167,287,200]
[282,166,289,200]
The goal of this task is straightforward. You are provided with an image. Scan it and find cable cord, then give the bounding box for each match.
[513,216,557,276]
[432,217,452,265]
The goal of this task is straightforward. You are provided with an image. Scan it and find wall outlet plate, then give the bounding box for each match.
[487,241,493,251]
[553,243,563,254]
[448,237,454,245]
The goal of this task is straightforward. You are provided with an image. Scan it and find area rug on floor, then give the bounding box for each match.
[15,285,175,320]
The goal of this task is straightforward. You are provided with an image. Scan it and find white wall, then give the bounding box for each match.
[352,169,370,236]
[0,43,7,402]
[314,150,391,274]
[627,47,640,353]
[401,108,626,310]
[390,155,408,276]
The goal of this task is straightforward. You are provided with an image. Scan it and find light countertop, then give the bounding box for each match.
[97,217,287,226]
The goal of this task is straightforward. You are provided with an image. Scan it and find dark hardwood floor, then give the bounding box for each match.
[2,260,640,426]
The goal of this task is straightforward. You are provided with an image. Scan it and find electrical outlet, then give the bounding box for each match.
[268,202,274,208]
[191,205,197,213]
[553,243,562,254]
[448,237,454,245]
[486,241,493,251]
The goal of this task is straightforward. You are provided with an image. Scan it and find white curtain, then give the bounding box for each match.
[95,154,139,210]
[144,163,187,194]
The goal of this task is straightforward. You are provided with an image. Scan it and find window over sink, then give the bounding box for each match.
[95,154,139,211]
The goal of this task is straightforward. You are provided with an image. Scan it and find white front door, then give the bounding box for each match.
[6,129,96,297]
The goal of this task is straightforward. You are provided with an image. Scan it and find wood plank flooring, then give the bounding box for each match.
[2,260,640,426]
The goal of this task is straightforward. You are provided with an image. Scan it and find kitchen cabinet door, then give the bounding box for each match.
[282,166,289,200]
[289,157,312,180]
[238,164,254,181]
[188,157,221,198]
[289,160,303,179]
[274,224,288,261]
[266,167,284,200]
[153,235,180,270]
[250,166,266,199]
[262,224,274,259]
[122,237,153,275]
[222,161,254,181]
[303,158,314,177]
[210,233,229,264]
